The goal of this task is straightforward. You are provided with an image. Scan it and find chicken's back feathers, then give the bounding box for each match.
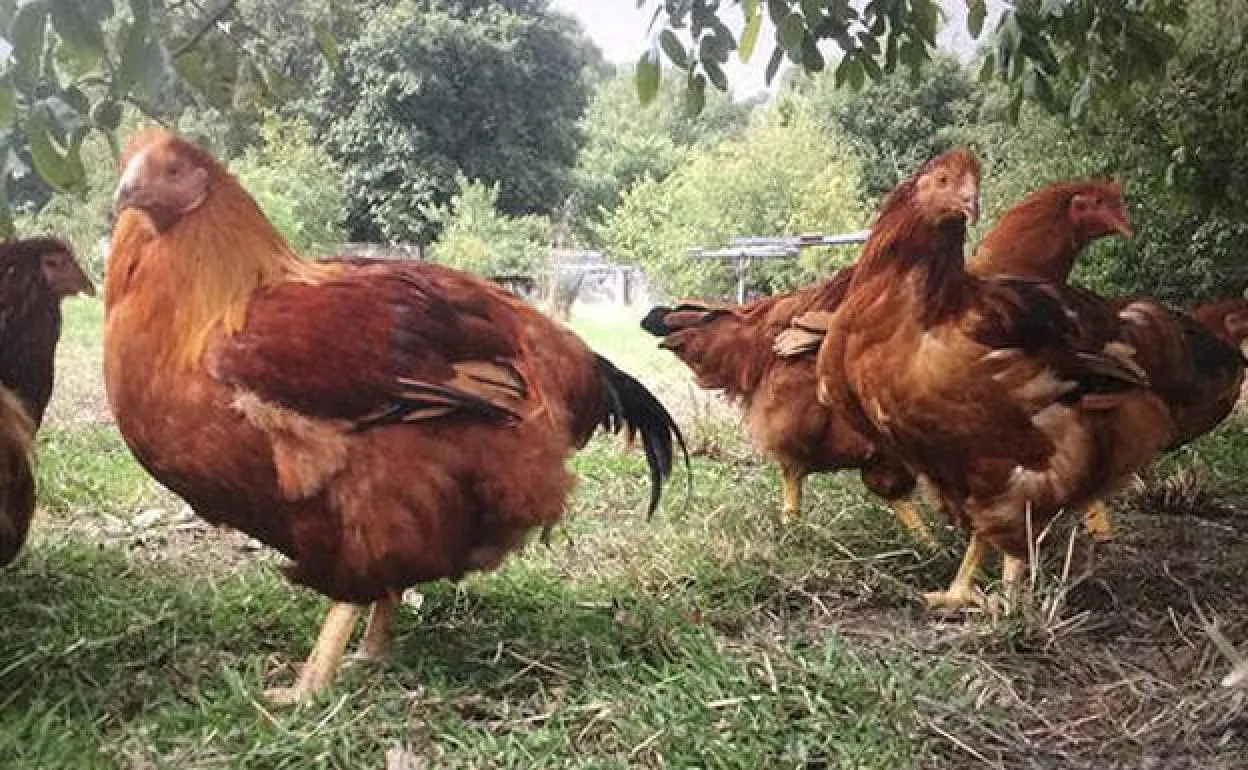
[1117,298,1246,448]
[640,269,853,401]
[1190,297,1248,351]
[0,386,35,567]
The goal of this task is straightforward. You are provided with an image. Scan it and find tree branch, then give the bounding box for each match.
[171,0,241,59]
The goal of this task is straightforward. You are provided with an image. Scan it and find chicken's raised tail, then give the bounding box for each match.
[594,354,689,518]
[0,388,36,568]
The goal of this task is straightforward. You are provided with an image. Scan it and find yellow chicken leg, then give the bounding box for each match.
[353,594,398,663]
[1002,553,1026,605]
[1083,500,1115,541]
[780,466,804,523]
[266,601,362,705]
[924,534,988,609]
[892,498,938,547]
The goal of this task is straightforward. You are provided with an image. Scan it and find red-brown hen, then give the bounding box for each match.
[105,130,684,703]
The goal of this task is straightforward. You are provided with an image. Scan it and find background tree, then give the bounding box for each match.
[314,0,599,244]
[792,54,982,201]
[428,175,551,278]
[572,66,753,241]
[602,110,865,299]
[227,114,349,254]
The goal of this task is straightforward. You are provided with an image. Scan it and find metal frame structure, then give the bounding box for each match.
[687,231,870,302]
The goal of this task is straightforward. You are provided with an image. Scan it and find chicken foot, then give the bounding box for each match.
[1082,501,1115,541]
[892,499,938,547]
[266,601,362,705]
[923,534,988,609]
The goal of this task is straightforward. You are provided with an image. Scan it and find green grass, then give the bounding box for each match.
[3,300,1245,767]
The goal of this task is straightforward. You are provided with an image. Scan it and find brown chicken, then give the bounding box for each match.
[0,386,35,568]
[0,237,96,426]
[808,149,1237,608]
[978,186,1247,538]
[641,178,1135,541]
[969,179,1133,281]
[641,270,928,535]
[106,130,685,703]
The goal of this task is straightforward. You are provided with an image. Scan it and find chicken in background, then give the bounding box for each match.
[641,178,1137,543]
[977,184,1248,539]
[640,272,924,535]
[0,387,35,568]
[0,238,96,426]
[969,179,1133,281]
[0,237,94,567]
[808,149,1231,609]
[106,130,685,704]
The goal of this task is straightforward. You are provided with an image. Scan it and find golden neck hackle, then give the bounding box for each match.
[109,169,331,369]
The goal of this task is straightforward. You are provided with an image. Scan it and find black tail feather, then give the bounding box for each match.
[594,354,689,517]
[639,306,674,337]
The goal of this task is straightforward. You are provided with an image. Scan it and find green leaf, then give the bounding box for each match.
[766,0,790,26]
[0,194,12,239]
[977,53,995,83]
[1069,73,1093,119]
[1007,85,1024,124]
[1023,69,1054,105]
[860,52,881,81]
[967,0,987,38]
[800,35,825,73]
[116,22,168,99]
[776,12,805,56]
[684,71,706,116]
[659,28,688,69]
[314,21,341,74]
[635,48,661,105]
[90,98,121,130]
[9,0,48,90]
[764,44,784,84]
[703,56,728,90]
[0,83,15,129]
[48,0,108,68]
[26,110,83,191]
[739,2,763,63]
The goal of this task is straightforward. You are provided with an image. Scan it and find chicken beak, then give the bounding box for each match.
[964,196,980,225]
[113,181,140,216]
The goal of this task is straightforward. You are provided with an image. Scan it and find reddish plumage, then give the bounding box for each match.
[970,179,1132,282]
[813,149,1176,606]
[0,237,95,425]
[0,387,34,568]
[106,130,683,701]
[641,177,1138,527]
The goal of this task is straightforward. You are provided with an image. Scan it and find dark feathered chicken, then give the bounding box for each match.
[0,237,95,425]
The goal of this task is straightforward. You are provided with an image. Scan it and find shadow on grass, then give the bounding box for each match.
[0,538,957,769]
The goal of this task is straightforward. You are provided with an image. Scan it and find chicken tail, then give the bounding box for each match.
[0,388,36,568]
[594,354,689,518]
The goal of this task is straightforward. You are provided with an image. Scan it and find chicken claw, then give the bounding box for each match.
[892,499,938,547]
[1083,501,1115,541]
[923,534,987,611]
[266,601,362,705]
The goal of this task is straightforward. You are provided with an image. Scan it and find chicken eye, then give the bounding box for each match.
[166,163,182,179]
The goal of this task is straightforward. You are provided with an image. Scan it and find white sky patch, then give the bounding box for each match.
[551,0,1008,101]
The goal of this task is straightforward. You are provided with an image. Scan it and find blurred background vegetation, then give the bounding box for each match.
[3,0,1245,304]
